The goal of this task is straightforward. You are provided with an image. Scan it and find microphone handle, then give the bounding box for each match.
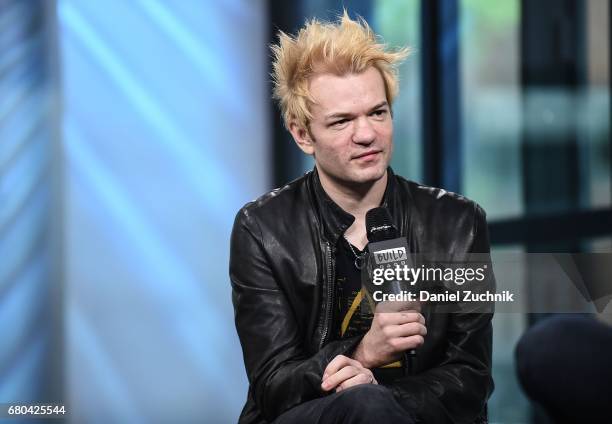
[404,349,417,376]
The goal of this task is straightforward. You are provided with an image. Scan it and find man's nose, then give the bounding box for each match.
[352,117,376,144]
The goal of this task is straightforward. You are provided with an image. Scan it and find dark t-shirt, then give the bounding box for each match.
[333,236,405,383]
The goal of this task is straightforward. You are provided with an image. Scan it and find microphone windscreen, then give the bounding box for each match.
[366,207,398,242]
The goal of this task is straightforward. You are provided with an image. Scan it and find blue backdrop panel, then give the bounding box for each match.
[58,1,269,422]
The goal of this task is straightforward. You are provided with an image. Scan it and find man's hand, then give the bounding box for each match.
[321,355,377,393]
[353,306,427,368]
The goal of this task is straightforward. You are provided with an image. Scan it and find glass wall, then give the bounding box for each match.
[459,2,527,422]
[461,0,522,220]
[460,0,610,422]
[585,0,610,211]
[374,0,422,182]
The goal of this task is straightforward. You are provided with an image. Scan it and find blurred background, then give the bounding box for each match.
[0,0,609,423]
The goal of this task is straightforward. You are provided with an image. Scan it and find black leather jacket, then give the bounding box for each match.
[230,167,494,424]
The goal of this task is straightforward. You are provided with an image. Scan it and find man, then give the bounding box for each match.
[230,12,494,424]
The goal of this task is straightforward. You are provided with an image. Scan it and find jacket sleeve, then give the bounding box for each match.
[230,207,362,421]
[388,205,495,424]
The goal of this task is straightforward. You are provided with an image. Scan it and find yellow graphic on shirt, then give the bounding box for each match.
[341,288,401,369]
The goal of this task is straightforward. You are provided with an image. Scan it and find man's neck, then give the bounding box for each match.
[317,168,388,250]
[318,169,388,217]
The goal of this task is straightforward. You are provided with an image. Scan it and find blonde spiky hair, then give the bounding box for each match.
[271,10,409,130]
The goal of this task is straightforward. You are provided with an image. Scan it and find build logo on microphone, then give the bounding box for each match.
[373,247,407,265]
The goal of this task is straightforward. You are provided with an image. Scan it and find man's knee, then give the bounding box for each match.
[515,315,589,389]
[515,316,568,383]
[334,384,392,404]
[326,385,411,423]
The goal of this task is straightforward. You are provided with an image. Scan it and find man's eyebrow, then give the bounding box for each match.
[369,101,389,112]
[324,111,354,120]
[324,101,389,120]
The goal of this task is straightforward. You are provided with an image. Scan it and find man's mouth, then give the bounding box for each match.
[353,150,382,160]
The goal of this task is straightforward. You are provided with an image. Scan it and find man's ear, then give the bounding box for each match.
[288,121,315,155]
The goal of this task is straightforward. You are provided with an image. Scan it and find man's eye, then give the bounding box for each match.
[331,119,348,127]
[372,109,388,117]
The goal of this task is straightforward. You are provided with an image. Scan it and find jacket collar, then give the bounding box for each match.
[310,166,397,242]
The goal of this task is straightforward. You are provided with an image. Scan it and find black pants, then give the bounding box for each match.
[515,315,612,423]
[273,384,415,424]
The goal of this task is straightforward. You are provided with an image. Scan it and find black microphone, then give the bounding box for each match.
[366,207,399,242]
[365,207,418,372]
[365,207,412,298]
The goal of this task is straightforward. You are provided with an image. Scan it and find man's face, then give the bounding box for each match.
[291,66,393,187]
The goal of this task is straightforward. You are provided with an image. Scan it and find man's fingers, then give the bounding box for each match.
[396,322,427,337]
[385,322,427,339]
[377,311,425,326]
[323,355,360,380]
[389,335,425,351]
[321,365,361,391]
[375,300,421,313]
[335,372,374,392]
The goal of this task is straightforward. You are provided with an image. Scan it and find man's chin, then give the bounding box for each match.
[316,161,388,187]
[346,166,387,185]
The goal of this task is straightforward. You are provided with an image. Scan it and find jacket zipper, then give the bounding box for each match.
[319,241,335,350]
